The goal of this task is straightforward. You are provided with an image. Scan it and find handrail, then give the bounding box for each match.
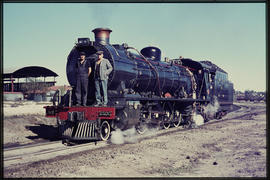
[52,89,61,106]
[126,46,162,97]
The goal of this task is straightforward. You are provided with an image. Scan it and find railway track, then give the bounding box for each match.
[4,140,108,168]
[4,103,265,169]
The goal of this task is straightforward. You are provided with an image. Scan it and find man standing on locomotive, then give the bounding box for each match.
[75,51,91,106]
[94,51,113,106]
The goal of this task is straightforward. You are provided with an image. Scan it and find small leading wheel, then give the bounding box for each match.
[203,113,209,122]
[183,116,192,129]
[100,120,111,141]
[173,111,181,127]
[136,121,147,134]
[163,122,170,129]
[162,111,171,130]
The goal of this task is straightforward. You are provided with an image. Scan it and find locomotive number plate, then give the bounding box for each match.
[98,111,112,117]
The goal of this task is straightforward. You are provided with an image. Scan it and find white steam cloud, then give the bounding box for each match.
[110,126,159,145]
[110,127,138,144]
[193,112,204,126]
[204,96,220,117]
[191,97,220,126]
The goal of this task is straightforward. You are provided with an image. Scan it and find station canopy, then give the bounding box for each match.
[3,66,58,79]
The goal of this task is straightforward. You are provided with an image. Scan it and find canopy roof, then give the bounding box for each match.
[3,66,58,79]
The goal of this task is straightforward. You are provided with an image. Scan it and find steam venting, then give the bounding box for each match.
[110,126,159,145]
[110,127,138,144]
[204,96,220,117]
[92,28,112,45]
[193,112,204,126]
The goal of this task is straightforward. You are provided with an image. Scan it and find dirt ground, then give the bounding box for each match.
[3,102,267,177]
[3,101,58,147]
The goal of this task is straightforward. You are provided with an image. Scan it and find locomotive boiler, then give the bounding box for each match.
[45,27,234,143]
[67,28,194,104]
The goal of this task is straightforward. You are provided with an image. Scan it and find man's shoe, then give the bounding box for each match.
[82,104,87,107]
[75,104,80,107]
[94,103,101,107]
[102,104,107,107]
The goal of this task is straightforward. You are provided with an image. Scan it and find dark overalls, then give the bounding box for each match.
[75,60,90,106]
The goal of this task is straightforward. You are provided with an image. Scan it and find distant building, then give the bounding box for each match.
[3,66,58,101]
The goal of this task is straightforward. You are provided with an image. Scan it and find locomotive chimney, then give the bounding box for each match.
[92,28,112,45]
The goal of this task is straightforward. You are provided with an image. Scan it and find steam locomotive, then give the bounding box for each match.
[45,28,234,142]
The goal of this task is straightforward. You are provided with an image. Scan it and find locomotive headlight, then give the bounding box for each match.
[77,38,90,45]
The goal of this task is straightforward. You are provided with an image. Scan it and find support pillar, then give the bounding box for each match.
[11,75,14,92]
[18,78,20,91]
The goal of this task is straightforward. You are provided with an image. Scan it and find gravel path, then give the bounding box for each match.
[4,102,266,177]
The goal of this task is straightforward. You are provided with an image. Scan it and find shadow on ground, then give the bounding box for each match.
[25,124,60,141]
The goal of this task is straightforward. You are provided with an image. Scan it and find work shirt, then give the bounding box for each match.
[95,63,101,79]
[76,59,91,77]
[94,58,113,80]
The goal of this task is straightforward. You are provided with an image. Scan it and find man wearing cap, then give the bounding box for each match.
[94,51,113,106]
[75,51,91,106]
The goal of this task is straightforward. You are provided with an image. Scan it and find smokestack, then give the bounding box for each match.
[92,28,112,45]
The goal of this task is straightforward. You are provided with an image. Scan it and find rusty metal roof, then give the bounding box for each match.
[3,66,58,79]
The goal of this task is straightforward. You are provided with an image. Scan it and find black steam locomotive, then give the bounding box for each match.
[45,28,234,142]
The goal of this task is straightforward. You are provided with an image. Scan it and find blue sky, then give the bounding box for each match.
[3,3,266,91]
